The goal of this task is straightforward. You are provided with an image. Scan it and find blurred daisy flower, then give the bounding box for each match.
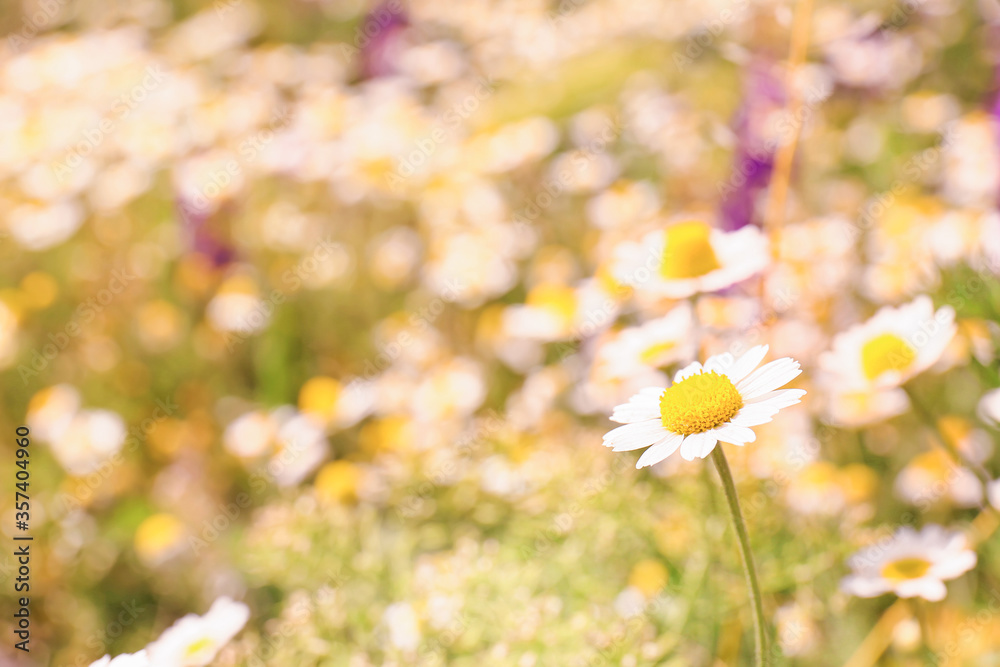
[602,345,805,467]
[594,302,695,379]
[223,406,329,487]
[820,295,956,391]
[840,525,976,601]
[611,220,769,298]
[145,596,250,666]
[894,450,983,509]
[27,384,127,475]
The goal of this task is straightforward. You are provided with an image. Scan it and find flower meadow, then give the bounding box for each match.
[4,0,1000,665]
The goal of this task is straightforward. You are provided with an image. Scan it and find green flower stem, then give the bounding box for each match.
[711,445,768,666]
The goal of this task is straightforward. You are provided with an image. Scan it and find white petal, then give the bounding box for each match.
[896,578,947,601]
[679,431,718,460]
[840,575,890,598]
[713,424,757,446]
[737,358,802,399]
[604,420,668,451]
[724,345,769,384]
[610,388,665,423]
[746,388,807,409]
[674,361,703,383]
[635,433,684,468]
[729,404,781,427]
[932,551,977,579]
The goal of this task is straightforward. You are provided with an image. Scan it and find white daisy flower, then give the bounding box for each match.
[89,651,150,667]
[146,597,250,667]
[819,296,956,391]
[602,345,805,468]
[610,220,769,298]
[840,525,976,601]
[594,302,695,380]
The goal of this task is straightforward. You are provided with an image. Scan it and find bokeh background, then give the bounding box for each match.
[2,0,1000,664]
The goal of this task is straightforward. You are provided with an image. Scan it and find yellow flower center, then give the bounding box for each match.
[660,221,721,280]
[639,341,677,365]
[861,333,917,381]
[526,284,577,322]
[659,371,743,435]
[184,637,215,658]
[880,557,932,582]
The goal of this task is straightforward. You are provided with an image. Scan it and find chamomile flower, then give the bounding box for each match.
[594,302,695,379]
[610,220,769,298]
[145,597,250,666]
[819,296,956,391]
[840,525,976,601]
[602,345,805,467]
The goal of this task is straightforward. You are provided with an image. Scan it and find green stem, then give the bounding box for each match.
[711,445,768,666]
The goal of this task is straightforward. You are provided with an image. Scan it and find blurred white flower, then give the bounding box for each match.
[50,409,127,476]
[819,296,956,391]
[382,602,421,651]
[222,411,275,458]
[841,525,976,601]
[146,597,250,666]
[26,384,81,442]
[611,221,769,298]
[594,302,695,380]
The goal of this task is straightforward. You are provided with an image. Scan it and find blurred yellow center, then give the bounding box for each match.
[639,341,677,365]
[659,371,743,435]
[628,559,669,597]
[861,333,916,380]
[660,221,721,280]
[881,557,931,582]
[299,376,342,420]
[185,638,214,657]
[526,284,577,321]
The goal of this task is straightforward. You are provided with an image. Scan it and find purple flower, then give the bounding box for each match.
[718,62,785,231]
